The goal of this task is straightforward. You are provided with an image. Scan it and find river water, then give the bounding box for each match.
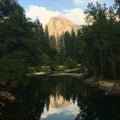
[0,75,120,120]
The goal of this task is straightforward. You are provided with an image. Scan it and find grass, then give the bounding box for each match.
[28,66,50,74]
[28,64,82,74]
[56,65,65,72]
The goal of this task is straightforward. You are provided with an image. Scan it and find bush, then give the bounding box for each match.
[40,54,50,66]
[65,58,77,69]
[0,54,25,85]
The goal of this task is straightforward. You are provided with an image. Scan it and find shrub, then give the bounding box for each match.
[65,58,77,69]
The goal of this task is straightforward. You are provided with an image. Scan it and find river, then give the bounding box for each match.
[0,75,120,120]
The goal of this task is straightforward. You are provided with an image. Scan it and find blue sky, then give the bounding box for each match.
[18,0,115,25]
[19,0,114,11]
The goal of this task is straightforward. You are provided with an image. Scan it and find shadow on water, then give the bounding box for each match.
[0,75,120,120]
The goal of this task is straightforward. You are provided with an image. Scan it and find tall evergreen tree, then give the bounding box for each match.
[44,25,50,55]
[70,29,77,61]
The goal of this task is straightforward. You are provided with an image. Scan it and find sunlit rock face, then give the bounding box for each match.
[47,16,81,36]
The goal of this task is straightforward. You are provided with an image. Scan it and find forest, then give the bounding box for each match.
[0,0,120,85]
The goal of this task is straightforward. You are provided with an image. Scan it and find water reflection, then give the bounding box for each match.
[50,73,77,76]
[1,75,120,120]
[41,95,79,120]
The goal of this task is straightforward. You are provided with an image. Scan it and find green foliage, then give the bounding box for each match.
[57,66,65,72]
[0,54,24,81]
[65,58,77,69]
[56,1,120,80]
[40,54,50,66]
[79,1,120,79]
[28,66,50,73]
[0,0,42,84]
[49,56,61,71]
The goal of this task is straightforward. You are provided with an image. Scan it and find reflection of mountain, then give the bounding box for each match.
[50,96,72,108]
[41,95,79,119]
[47,16,81,36]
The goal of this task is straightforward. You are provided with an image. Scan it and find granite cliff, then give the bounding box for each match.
[47,16,80,36]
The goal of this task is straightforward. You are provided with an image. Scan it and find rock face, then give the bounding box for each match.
[47,16,80,36]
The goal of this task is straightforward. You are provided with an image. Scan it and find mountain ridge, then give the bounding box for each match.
[47,16,81,36]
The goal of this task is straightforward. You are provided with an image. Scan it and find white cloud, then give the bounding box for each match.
[62,8,86,25]
[26,5,86,25]
[26,5,60,25]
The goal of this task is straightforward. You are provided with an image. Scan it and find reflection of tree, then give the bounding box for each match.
[1,76,120,120]
[75,92,120,120]
[1,76,51,120]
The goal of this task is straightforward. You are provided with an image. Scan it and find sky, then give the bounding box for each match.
[18,0,114,25]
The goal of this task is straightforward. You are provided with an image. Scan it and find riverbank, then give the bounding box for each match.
[28,69,120,96]
[27,67,82,76]
[0,68,120,102]
[84,76,120,95]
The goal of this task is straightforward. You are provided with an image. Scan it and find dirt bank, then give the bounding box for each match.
[84,77,120,95]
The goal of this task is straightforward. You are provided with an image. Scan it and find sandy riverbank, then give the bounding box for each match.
[84,77,120,95]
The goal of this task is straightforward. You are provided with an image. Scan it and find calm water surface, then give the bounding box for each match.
[1,75,120,120]
[40,96,79,120]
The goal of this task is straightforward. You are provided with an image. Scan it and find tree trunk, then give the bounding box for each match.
[110,47,115,80]
[100,47,104,79]
[92,59,97,77]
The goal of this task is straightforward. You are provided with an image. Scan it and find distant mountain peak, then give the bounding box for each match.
[47,16,80,36]
[49,16,73,25]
